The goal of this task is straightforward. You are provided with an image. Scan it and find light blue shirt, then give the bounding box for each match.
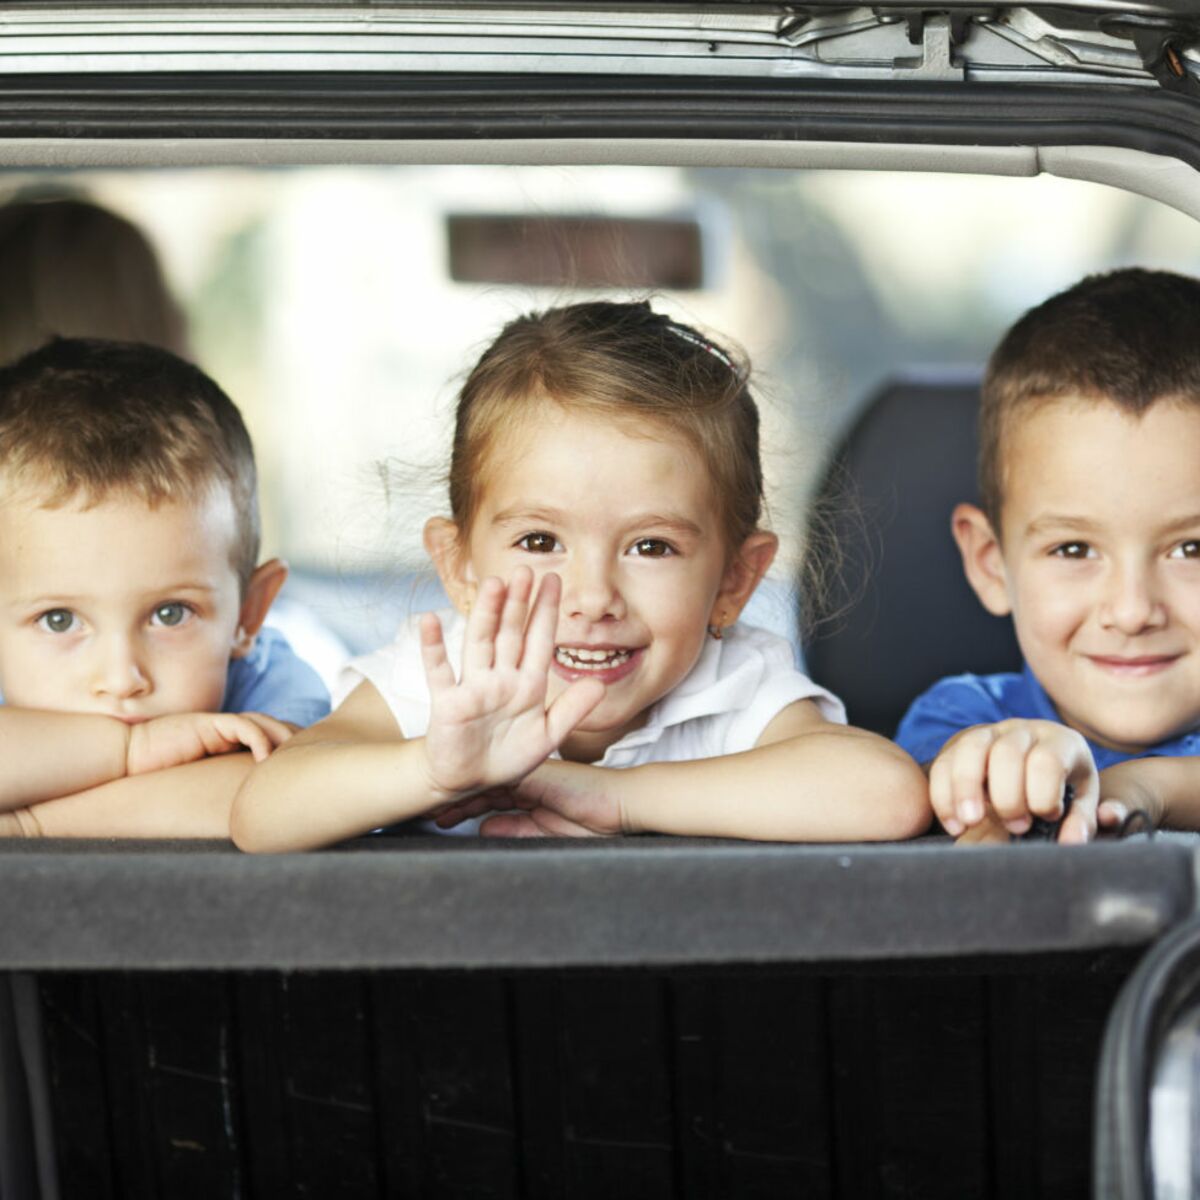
[222,626,330,727]
[896,664,1200,769]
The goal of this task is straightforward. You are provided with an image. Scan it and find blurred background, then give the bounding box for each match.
[1,164,1194,668]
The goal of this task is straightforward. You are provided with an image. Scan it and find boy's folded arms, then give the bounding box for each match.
[0,707,293,813]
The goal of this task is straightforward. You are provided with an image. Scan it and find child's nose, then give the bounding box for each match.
[1100,563,1167,634]
[91,637,151,700]
[562,552,625,622]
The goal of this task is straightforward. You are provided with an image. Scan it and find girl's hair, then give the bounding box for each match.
[449,300,765,553]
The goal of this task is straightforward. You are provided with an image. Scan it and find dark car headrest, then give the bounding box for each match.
[801,370,1022,736]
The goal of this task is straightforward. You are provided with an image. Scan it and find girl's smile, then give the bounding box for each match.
[552,643,643,684]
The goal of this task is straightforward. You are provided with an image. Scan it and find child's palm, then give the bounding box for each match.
[421,569,603,799]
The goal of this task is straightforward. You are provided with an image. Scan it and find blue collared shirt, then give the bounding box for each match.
[895,664,1200,768]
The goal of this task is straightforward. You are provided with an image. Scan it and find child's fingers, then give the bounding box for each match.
[434,787,525,827]
[545,678,606,747]
[1097,799,1129,830]
[928,755,963,835]
[479,812,546,837]
[520,572,562,676]
[528,807,606,837]
[985,727,1036,832]
[493,566,533,670]
[419,612,457,693]
[218,715,274,762]
[954,811,1011,846]
[1057,769,1098,845]
[1023,741,1070,822]
[480,809,600,838]
[943,727,994,829]
[1056,805,1094,845]
[238,713,296,750]
[461,577,504,678]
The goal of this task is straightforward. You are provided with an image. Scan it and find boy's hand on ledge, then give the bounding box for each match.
[930,719,1097,843]
[126,712,295,777]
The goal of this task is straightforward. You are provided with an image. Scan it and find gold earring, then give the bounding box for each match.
[707,623,724,641]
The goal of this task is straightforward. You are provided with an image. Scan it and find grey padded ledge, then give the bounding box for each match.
[0,838,1193,970]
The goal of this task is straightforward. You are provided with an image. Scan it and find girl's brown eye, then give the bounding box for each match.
[630,539,672,558]
[517,532,560,553]
[1053,541,1091,559]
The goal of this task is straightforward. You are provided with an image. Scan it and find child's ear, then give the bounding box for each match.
[710,531,778,630]
[424,517,476,615]
[231,558,290,659]
[951,503,1012,617]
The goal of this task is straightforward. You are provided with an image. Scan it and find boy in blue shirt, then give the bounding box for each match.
[897,268,1200,843]
[0,338,329,837]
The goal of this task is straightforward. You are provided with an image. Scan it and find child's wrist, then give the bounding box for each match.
[412,737,463,811]
[615,765,652,835]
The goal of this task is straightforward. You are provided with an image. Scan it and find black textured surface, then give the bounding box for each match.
[0,837,1191,969]
[35,962,1134,1200]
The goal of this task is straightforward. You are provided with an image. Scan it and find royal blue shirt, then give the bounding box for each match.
[895,664,1200,769]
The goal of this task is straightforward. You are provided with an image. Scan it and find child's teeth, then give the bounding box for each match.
[555,647,631,670]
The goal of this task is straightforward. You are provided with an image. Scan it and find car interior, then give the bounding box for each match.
[4,3,1200,1197]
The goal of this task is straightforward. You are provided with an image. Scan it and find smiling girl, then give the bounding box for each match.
[231,301,928,850]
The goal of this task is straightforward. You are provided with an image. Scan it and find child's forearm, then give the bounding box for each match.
[620,728,930,841]
[231,736,447,852]
[2,754,257,839]
[0,709,131,810]
[1100,756,1200,831]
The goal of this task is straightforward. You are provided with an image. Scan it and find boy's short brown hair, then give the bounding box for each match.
[980,267,1200,525]
[0,337,260,586]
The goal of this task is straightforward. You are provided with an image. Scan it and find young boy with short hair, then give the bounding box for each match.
[0,337,330,837]
[896,268,1200,843]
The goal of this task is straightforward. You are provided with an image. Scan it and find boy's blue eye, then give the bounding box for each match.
[151,602,190,627]
[1053,542,1092,559]
[516,532,561,554]
[38,609,76,634]
[629,538,673,558]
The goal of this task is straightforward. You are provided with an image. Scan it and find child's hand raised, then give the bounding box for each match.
[929,718,1098,843]
[126,711,296,776]
[419,568,606,804]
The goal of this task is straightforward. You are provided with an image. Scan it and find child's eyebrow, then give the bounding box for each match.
[1024,515,1102,536]
[490,505,567,527]
[1154,513,1200,537]
[11,581,221,608]
[491,506,705,537]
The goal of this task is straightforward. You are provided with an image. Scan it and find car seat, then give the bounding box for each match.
[802,369,1022,737]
